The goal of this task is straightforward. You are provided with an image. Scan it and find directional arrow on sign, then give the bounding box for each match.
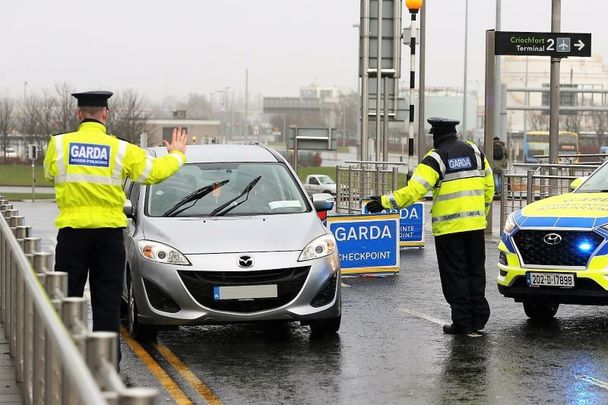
[575,40,585,51]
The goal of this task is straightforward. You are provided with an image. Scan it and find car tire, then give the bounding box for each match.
[522,300,559,321]
[127,273,158,341]
[309,315,341,336]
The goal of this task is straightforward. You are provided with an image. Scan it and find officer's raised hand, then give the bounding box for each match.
[365,196,384,213]
[164,127,189,154]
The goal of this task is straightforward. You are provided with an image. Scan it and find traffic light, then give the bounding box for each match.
[27,144,38,160]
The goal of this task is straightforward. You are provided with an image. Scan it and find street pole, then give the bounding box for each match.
[462,0,469,139]
[494,0,502,150]
[361,0,370,162]
[405,0,422,175]
[485,30,496,234]
[245,67,249,141]
[375,0,383,162]
[549,0,561,164]
[417,2,426,164]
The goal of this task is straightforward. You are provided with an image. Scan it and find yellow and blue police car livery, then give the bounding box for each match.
[498,192,608,317]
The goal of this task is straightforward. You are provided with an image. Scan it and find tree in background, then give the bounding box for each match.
[107,89,150,144]
[0,96,14,162]
[18,96,41,148]
[589,107,608,147]
[175,93,213,119]
[54,82,77,133]
[527,111,548,131]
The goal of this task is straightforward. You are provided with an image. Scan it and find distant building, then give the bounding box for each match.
[146,116,221,146]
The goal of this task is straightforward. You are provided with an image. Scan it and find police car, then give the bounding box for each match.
[498,164,608,320]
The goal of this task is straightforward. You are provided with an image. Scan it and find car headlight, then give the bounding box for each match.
[503,212,518,234]
[298,234,337,261]
[137,240,191,265]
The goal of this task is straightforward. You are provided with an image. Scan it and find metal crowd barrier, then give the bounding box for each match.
[498,161,601,233]
[0,198,158,404]
[335,161,404,214]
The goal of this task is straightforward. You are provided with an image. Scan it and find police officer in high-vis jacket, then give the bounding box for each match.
[44,91,188,362]
[366,117,494,336]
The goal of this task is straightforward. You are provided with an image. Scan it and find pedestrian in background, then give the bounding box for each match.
[366,117,494,336]
[43,90,188,365]
[492,136,508,196]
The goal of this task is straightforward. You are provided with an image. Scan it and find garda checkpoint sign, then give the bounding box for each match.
[495,31,591,58]
[327,213,400,275]
[362,201,425,247]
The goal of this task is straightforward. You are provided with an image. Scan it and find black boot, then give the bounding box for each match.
[443,324,482,337]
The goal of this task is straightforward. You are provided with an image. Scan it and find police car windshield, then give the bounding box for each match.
[146,162,308,217]
[575,163,608,193]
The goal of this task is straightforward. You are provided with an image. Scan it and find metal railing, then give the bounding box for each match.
[498,161,601,233]
[335,161,405,214]
[0,198,158,404]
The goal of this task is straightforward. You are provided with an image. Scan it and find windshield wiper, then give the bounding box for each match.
[163,179,229,217]
[209,176,262,217]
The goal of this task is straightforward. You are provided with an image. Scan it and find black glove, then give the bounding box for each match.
[365,196,384,213]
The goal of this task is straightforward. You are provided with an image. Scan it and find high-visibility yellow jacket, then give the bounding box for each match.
[44,120,186,229]
[381,139,494,236]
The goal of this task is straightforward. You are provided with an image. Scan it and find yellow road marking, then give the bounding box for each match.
[155,342,223,405]
[120,326,192,404]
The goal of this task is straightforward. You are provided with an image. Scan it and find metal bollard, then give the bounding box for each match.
[23,237,41,255]
[10,215,25,230]
[61,297,87,405]
[32,283,45,405]
[86,332,118,391]
[45,272,68,301]
[118,388,159,405]
[33,251,53,274]
[16,226,30,240]
[4,209,18,219]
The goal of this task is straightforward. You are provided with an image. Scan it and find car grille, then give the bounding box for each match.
[512,230,604,267]
[177,267,310,313]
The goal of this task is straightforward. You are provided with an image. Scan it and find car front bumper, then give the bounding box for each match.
[130,250,341,326]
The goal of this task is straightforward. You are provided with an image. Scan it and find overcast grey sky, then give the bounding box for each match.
[0,1,605,102]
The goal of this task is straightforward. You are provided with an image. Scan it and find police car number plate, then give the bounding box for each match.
[213,285,277,300]
[526,272,575,288]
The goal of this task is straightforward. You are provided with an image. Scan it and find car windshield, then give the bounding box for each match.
[318,175,335,185]
[146,162,309,217]
[574,162,608,193]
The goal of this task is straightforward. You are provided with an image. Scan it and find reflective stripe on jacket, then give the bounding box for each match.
[43,121,186,229]
[382,138,494,236]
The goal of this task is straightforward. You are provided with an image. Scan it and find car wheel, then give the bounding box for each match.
[523,300,559,321]
[309,315,341,336]
[127,273,158,341]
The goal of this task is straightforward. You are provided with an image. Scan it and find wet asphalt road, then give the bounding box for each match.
[11,201,608,404]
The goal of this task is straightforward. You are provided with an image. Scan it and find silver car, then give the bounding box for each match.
[121,144,341,340]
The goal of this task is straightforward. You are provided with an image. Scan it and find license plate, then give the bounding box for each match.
[213,285,278,300]
[526,272,575,288]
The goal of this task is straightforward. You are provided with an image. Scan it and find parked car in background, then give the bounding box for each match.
[122,144,341,340]
[303,174,337,196]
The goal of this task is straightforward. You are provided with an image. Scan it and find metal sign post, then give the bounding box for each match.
[484,30,496,234]
[27,145,38,202]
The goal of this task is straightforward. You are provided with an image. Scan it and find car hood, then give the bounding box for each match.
[141,213,327,254]
[518,193,608,228]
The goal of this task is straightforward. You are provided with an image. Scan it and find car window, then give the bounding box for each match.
[575,162,608,193]
[318,175,335,185]
[129,183,141,210]
[146,162,310,217]
[310,177,319,185]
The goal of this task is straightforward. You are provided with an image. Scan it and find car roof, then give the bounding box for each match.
[147,144,282,163]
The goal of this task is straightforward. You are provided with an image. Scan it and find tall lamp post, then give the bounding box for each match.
[463,0,469,139]
[405,0,423,175]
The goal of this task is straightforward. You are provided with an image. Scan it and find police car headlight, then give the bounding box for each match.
[138,240,191,265]
[299,234,336,261]
[503,212,517,234]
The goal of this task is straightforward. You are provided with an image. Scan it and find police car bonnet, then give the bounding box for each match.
[71,91,113,107]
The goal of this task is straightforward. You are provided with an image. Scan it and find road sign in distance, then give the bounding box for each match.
[495,31,591,58]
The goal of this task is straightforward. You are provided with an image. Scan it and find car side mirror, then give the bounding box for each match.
[570,177,587,191]
[124,199,135,218]
[312,193,334,212]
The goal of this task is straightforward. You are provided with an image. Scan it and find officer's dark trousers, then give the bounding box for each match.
[55,227,125,361]
[434,229,490,332]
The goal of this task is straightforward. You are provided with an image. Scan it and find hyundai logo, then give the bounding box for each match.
[238,255,254,268]
[543,233,562,245]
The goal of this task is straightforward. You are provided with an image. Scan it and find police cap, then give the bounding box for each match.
[71,91,113,107]
[427,117,459,135]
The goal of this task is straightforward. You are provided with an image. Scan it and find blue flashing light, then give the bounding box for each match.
[578,241,593,253]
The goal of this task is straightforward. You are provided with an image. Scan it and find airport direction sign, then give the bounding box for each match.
[327,213,400,275]
[495,31,591,58]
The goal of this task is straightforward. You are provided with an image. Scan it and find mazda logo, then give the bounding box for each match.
[543,233,562,245]
[238,255,254,268]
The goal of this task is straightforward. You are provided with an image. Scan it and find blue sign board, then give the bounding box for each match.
[362,201,425,247]
[327,213,400,275]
